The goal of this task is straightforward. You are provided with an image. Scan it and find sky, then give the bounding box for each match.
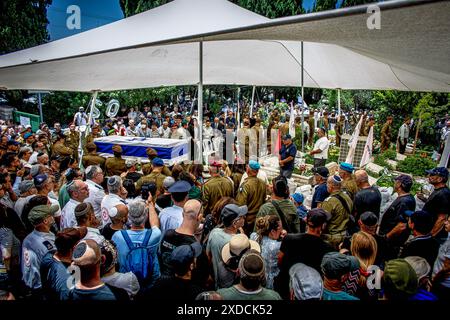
[47,0,344,41]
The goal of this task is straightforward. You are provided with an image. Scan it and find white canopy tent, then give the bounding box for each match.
[0,0,449,92]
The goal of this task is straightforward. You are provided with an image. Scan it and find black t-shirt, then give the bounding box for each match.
[379,194,416,236]
[143,276,204,300]
[159,229,196,277]
[423,187,450,240]
[399,236,440,269]
[354,186,382,220]
[101,223,120,241]
[274,233,334,299]
[280,143,297,171]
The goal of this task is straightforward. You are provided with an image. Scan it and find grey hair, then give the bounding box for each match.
[107,175,122,194]
[85,165,101,180]
[127,199,147,227]
[67,180,80,197]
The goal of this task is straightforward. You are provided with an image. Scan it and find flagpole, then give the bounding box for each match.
[301,41,304,153]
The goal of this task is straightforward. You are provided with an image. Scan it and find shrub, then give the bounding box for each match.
[396,155,436,176]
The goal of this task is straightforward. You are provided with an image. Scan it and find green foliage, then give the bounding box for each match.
[232,0,303,18]
[396,155,436,177]
[383,149,397,160]
[341,0,377,8]
[119,0,171,17]
[373,154,392,170]
[314,0,337,12]
[0,0,53,113]
[375,171,423,195]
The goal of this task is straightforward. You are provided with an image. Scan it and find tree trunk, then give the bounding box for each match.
[413,116,422,155]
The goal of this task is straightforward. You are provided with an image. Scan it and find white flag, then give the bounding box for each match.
[360,125,374,167]
[345,116,363,165]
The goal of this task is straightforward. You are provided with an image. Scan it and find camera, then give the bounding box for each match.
[141,182,157,200]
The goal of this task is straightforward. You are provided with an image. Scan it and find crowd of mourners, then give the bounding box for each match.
[0,100,449,301]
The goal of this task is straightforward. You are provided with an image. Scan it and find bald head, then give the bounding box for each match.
[183,199,202,220]
[355,170,369,183]
[111,204,129,224]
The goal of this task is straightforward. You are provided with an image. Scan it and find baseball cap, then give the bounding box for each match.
[394,174,413,190]
[291,192,304,204]
[282,134,292,140]
[170,242,202,276]
[28,204,59,225]
[152,157,164,167]
[248,160,260,170]
[339,162,354,173]
[72,240,101,267]
[112,144,122,153]
[307,208,331,228]
[383,259,418,297]
[312,166,329,178]
[289,263,323,300]
[321,252,360,280]
[221,204,248,227]
[360,211,378,227]
[425,167,448,179]
[168,180,192,193]
[404,256,431,282]
[19,180,35,194]
[163,176,175,190]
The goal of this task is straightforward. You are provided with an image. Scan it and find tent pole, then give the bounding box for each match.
[250,85,256,118]
[237,87,241,128]
[80,90,98,165]
[301,41,304,153]
[198,41,203,164]
[38,92,44,123]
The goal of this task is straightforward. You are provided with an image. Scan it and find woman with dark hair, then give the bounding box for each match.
[122,179,137,200]
[189,164,204,186]
[179,171,201,200]
[171,164,184,181]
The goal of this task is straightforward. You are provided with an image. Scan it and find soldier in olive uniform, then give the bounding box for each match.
[104,144,126,177]
[202,161,234,215]
[52,133,73,158]
[361,117,375,137]
[82,142,106,169]
[338,162,358,201]
[65,124,80,161]
[320,175,353,250]
[381,116,393,152]
[135,157,167,195]
[236,160,267,233]
[142,147,172,176]
[84,124,102,152]
[335,115,344,147]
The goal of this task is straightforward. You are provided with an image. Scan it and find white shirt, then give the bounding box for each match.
[159,127,171,138]
[126,126,139,137]
[29,151,39,165]
[101,193,126,228]
[83,227,105,245]
[398,123,410,140]
[60,199,81,229]
[313,136,329,159]
[85,180,106,222]
[203,126,214,140]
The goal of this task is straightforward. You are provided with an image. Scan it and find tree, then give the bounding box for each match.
[314,0,337,12]
[119,0,171,17]
[341,0,377,8]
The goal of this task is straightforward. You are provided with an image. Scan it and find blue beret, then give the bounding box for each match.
[168,180,192,193]
[339,162,354,173]
[291,192,304,204]
[152,157,164,167]
[249,160,260,170]
[24,133,33,139]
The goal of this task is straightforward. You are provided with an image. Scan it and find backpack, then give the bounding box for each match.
[120,229,153,283]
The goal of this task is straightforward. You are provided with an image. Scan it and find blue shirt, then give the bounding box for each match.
[296,205,308,219]
[112,227,161,286]
[159,205,183,235]
[312,183,330,209]
[40,252,70,300]
[280,143,297,171]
